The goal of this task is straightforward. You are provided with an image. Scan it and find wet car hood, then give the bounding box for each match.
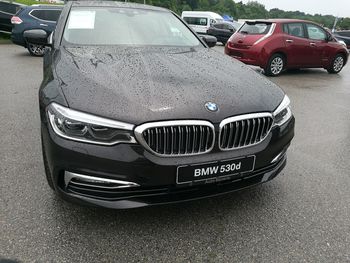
[54,46,284,125]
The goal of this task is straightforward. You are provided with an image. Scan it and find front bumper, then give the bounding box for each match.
[11,31,26,47]
[41,117,295,209]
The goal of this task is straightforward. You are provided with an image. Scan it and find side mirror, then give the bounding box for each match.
[326,33,333,42]
[23,29,50,46]
[200,35,217,48]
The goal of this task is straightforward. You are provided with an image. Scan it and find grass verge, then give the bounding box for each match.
[0,33,12,44]
[14,0,60,5]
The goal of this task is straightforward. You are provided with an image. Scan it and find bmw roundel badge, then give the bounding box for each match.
[205,102,218,112]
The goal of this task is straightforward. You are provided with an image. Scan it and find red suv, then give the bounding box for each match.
[225,19,349,76]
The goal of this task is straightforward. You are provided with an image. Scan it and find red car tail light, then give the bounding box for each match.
[11,16,23,25]
[227,41,235,48]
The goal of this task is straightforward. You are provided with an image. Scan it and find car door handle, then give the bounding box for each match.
[310,42,316,47]
[286,39,293,43]
[40,23,48,27]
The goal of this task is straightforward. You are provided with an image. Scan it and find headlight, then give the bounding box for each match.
[47,103,137,145]
[273,95,292,126]
[338,40,347,48]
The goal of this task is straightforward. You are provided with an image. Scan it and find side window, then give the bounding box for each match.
[214,24,223,29]
[183,17,208,26]
[30,10,46,20]
[283,24,289,34]
[0,1,19,14]
[287,23,305,38]
[30,9,61,22]
[306,24,326,41]
[46,10,61,22]
[222,24,231,30]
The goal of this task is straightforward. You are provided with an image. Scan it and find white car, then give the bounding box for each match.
[181,11,223,34]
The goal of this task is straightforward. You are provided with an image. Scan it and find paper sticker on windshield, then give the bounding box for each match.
[68,11,96,29]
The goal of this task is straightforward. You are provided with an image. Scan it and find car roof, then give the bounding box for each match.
[70,1,169,12]
[24,5,63,10]
[216,21,236,24]
[245,19,318,24]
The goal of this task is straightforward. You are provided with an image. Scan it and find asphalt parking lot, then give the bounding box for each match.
[1,44,350,263]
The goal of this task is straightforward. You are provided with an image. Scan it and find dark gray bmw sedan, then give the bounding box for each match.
[28,1,294,209]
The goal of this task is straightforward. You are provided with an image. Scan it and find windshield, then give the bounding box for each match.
[63,7,201,47]
[231,21,242,30]
[239,22,272,35]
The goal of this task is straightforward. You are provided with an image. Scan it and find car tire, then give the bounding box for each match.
[41,135,55,190]
[327,54,345,74]
[265,54,285,77]
[27,43,46,57]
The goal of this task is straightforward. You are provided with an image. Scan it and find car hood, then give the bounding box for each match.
[54,46,284,125]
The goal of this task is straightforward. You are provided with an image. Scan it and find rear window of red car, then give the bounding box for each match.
[238,22,272,35]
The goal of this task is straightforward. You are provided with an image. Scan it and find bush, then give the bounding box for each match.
[13,0,61,5]
[0,33,11,44]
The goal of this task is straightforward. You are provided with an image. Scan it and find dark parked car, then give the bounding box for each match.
[225,19,349,76]
[207,21,241,45]
[11,4,62,56]
[0,1,23,34]
[26,1,294,209]
[334,30,350,49]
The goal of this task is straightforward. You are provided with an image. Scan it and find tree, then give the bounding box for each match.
[132,0,349,29]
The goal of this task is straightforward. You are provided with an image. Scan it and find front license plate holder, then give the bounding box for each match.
[176,156,256,184]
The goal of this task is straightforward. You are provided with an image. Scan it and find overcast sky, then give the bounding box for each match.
[240,0,350,17]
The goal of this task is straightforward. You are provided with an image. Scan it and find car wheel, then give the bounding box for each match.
[327,54,345,74]
[27,43,46,57]
[41,135,55,190]
[265,54,285,76]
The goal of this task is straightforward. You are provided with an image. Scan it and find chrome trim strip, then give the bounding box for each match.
[273,95,292,126]
[64,171,140,189]
[0,10,16,16]
[47,103,137,146]
[253,23,276,45]
[134,120,215,157]
[219,112,274,151]
[271,150,286,164]
[273,95,290,117]
[219,112,273,129]
[49,103,134,130]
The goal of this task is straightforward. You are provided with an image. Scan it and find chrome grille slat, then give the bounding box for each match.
[199,126,204,151]
[254,119,261,143]
[221,125,227,148]
[239,120,245,146]
[178,126,182,154]
[233,121,239,147]
[219,113,274,151]
[192,126,196,153]
[135,120,215,157]
[205,126,210,150]
[155,128,159,153]
[250,119,256,145]
[170,127,174,154]
[185,126,189,154]
[260,118,266,141]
